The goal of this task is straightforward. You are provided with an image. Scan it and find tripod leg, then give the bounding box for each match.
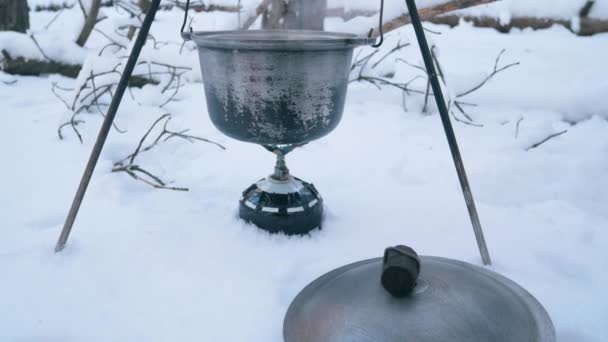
[54,0,163,253]
[405,0,492,265]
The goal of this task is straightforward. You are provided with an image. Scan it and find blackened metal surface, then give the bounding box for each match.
[190,30,374,145]
[199,47,350,145]
[239,177,323,235]
[284,257,556,342]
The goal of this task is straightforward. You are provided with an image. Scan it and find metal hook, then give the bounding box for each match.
[180,0,191,33]
[372,0,385,48]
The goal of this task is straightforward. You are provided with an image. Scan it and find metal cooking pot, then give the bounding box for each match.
[284,246,556,342]
[183,30,375,145]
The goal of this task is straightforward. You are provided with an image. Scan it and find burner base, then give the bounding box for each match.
[239,177,323,235]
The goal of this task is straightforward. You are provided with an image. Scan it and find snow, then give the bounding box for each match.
[2,4,608,342]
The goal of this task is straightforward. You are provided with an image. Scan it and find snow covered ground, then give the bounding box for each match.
[2,4,608,342]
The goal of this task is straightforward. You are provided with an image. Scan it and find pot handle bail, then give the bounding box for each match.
[371,0,385,48]
[381,245,420,297]
[180,0,194,40]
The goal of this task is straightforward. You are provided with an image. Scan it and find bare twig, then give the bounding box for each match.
[179,17,194,54]
[452,104,483,127]
[77,0,87,17]
[457,49,520,98]
[423,26,442,35]
[58,119,85,143]
[515,117,524,138]
[29,34,53,61]
[351,75,425,95]
[94,28,128,50]
[526,130,568,151]
[45,8,65,29]
[351,50,379,72]
[51,83,73,109]
[451,111,482,127]
[371,40,410,69]
[454,101,476,123]
[431,46,446,86]
[159,75,183,107]
[89,70,126,133]
[422,78,431,113]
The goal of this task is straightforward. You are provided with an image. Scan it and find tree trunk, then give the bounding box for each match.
[0,0,30,32]
[285,0,326,30]
[262,0,285,29]
[263,0,326,30]
[76,0,101,46]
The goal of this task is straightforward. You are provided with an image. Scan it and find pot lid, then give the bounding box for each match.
[284,247,555,342]
[182,30,376,50]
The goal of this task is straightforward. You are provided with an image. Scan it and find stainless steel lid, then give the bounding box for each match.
[284,254,556,342]
[182,30,376,50]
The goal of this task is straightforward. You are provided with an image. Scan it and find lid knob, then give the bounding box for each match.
[381,245,421,298]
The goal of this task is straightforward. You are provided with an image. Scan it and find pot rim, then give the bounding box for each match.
[182,30,377,50]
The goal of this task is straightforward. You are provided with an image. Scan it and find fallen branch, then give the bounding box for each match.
[1,51,155,86]
[371,0,498,37]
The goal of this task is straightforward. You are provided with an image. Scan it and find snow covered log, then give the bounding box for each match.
[427,15,608,36]
[426,3,608,37]
[76,0,102,46]
[1,51,153,87]
[1,49,80,76]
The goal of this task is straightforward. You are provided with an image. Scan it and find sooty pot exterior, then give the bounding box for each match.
[188,30,374,145]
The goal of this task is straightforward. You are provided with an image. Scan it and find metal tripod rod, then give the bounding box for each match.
[405,0,492,265]
[54,0,162,253]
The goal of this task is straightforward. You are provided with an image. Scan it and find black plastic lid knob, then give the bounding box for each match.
[381,245,421,298]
